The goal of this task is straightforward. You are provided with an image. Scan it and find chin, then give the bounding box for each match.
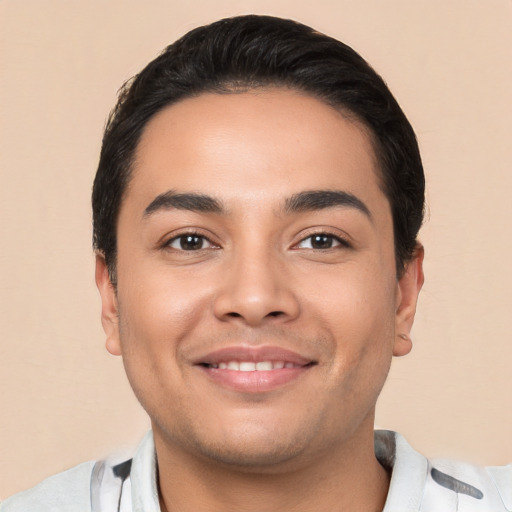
[193,434,309,471]
[155,412,315,471]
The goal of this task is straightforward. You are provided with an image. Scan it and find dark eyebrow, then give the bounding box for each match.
[284,190,372,219]
[143,190,224,217]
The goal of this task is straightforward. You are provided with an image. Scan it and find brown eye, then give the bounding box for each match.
[168,234,212,251]
[296,233,348,250]
[310,234,334,249]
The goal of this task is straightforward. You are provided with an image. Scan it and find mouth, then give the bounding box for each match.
[195,346,317,392]
[200,360,311,371]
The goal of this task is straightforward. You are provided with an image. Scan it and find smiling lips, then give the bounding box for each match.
[196,346,316,393]
[208,361,302,371]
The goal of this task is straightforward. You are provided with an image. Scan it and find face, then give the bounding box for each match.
[96,89,423,470]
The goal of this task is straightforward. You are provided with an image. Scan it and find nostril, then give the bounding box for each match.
[225,310,283,319]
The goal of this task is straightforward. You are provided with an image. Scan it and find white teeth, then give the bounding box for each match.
[209,360,299,371]
[256,361,273,371]
[239,362,256,371]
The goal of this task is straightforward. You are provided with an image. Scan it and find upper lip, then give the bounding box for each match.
[195,345,315,366]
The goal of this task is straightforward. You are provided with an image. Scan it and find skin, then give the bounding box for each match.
[96,89,424,511]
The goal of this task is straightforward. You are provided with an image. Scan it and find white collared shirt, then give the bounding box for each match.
[2,430,510,511]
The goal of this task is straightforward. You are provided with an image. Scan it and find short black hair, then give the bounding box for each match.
[92,14,424,282]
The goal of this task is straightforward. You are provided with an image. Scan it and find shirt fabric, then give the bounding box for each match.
[1,430,511,512]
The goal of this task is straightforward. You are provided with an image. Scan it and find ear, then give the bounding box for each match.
[393,244,424,357]
[95,253,122,356]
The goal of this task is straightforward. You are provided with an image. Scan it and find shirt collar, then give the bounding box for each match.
[377,430,428,511]
[130,431,160,511]
[129,430,429,512]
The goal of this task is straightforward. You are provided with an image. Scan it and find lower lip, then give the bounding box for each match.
[197,366,312,393]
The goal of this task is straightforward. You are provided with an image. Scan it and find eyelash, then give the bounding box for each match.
[163,230,351,252]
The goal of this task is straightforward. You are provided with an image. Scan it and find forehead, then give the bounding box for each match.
[127,89,387,215]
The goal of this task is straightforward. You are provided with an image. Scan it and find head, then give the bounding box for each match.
[93,15,425,471]
[92,15,424,282]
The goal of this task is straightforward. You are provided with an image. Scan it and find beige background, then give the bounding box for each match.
[1,0,511,498]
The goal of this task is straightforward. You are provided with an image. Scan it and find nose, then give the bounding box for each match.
[213,249,300,327]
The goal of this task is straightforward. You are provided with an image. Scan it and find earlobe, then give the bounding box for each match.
[394,333,412,357]
[95,254,122,356]
[393,244,424,357]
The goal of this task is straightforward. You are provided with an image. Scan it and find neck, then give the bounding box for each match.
[154,421,390,512]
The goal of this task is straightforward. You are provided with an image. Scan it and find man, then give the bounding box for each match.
[1,14,510,512]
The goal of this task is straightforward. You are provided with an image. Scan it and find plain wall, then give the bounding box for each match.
[1,0,511,498]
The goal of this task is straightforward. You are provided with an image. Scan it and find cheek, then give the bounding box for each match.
[121,254,213,320]
[115,261,212,371]
[305,261,396,332]
[303,263,397,376]
[115,274,205,420]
